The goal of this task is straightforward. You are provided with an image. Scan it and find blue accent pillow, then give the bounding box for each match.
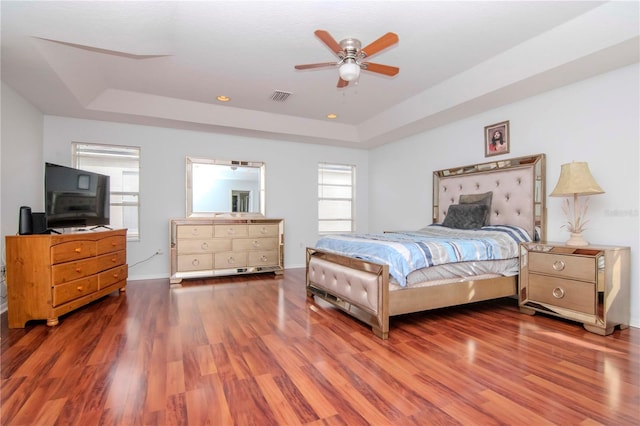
[442,204,489,230]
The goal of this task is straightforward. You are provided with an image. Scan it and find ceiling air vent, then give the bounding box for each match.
[270,90,292,102]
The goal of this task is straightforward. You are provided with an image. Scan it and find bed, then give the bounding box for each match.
[306,154,546,339]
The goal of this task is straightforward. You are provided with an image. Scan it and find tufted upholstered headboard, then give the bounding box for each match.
[433,154,546,240]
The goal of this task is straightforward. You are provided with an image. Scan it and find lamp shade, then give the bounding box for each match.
[550,162,604,197]
[338,59,360,81]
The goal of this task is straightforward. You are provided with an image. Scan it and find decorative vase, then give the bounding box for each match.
[566,232,588,247]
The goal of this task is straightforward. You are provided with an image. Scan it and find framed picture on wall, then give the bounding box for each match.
[484,120,510,157]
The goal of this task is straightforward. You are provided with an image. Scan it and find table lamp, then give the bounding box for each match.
[549,161,604,246]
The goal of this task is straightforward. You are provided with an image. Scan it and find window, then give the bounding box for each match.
[72,143,140,240]
[318,163,355,234]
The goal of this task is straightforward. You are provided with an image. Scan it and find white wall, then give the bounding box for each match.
[0,82,44,312]
[370,63,640,327]
[41,117,370,278]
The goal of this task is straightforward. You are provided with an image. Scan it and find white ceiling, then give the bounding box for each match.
[2,1,638,149]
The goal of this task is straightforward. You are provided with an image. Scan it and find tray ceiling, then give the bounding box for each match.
[1,1,638,148]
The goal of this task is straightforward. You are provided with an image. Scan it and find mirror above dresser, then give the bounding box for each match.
[186,157,265,217]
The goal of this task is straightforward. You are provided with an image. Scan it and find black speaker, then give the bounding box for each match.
[19,206,33,235]
[32,212,47,234]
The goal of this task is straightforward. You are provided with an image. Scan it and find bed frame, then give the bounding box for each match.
[306,154,546,339]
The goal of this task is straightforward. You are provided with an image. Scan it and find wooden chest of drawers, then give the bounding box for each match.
[5,229,128,328]
[519,242,630,335]
[170,218,284,283]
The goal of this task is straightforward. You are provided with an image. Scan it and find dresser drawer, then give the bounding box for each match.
[52,257,102,284]
[95,250,127,273]
[529,274,595,315]
[51,240,97,264]
[177,254,214,271]
[214,224,248,238]
[52,276,99,306]
[176,225,213,239]
[248,224,280,237]
[177,239,231,254]
[248,250,279,267]
[215,252,248,269]
[528,252,596,282]
[233,237,278,251]
[98,264,128,289]
[97,235,126,254]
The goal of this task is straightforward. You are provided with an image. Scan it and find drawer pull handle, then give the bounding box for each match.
[75,268,82,273]
[192,228,199,235]
[111,242,117,246]
[552,260,565,271]
[113,273,120,278]
[228,256,235,264]
[252,240,260,248]
[76,286,84,291]
[552,287,565,299]
[260,227,268,234]
[227,228,235,235]
[111,258,117,263]
[192,259,200,266]
[201,242,209,250]
[260,255,268,262]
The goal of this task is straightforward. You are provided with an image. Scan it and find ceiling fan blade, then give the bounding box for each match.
[295,62,337,70]
[362,62,399,76]
[337,77,349,88]
[361,32,399,58]
[314,30,343,55]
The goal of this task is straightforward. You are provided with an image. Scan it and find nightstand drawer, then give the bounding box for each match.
[528,252,596,282]
[529,274,595,315]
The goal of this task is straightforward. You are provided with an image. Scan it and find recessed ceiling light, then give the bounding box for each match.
[217,95,230,102]
[327,113,337,119]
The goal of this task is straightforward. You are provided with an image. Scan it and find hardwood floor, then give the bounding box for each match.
[2,268,639,425]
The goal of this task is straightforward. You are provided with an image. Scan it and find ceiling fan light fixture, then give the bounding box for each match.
[295,30,399,87]
[338,59,360,81]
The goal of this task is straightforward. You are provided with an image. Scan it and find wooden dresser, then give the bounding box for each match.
[170,218,284,284]
[519,241,630,335]
[5,229,128,328]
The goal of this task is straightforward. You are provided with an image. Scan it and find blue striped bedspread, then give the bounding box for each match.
[314,225,531,287]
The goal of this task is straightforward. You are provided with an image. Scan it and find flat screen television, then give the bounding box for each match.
[45,162,110,229]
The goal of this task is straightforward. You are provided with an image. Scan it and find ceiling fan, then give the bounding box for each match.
[294,30,399,88]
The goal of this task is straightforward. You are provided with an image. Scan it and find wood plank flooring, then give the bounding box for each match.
[2,268,639,425]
